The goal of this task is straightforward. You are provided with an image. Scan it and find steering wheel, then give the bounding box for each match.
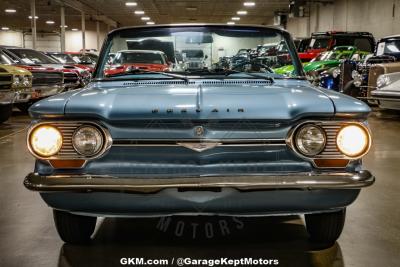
[232,60,274,73]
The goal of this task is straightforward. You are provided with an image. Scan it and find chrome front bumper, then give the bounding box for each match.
[0,90,16,104]
[31,84,64,99]
[24,170,375,194]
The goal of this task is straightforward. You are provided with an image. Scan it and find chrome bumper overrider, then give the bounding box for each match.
[24,170,375,193]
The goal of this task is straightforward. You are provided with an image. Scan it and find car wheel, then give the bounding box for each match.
[53,209,97,244]
[15,103,32,113]
[0,104,13,123]
[305,209,346,246]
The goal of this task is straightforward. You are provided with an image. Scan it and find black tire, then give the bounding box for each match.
[15,102,32,113]
[305,209,346,246]
[0,104,13,123]
[53,209,97,244]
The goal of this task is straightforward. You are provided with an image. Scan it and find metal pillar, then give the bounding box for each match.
[30,0,37,49]
[96,20,100,51]
[81,11,86,54]
[60,6,66,52]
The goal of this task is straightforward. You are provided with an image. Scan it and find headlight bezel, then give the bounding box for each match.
[27,122,112,162]
[287,121,372,166]
[294,124,327,157]
[72,125,104,157]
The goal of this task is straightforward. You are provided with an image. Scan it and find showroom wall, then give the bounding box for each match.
[287,0,400,39]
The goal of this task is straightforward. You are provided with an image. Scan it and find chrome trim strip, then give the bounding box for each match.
[24,170,375,193]
[112,139,286,147]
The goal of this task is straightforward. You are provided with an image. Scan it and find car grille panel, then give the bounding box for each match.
[32,72,63,86]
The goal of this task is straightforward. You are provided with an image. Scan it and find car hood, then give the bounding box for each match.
[0,64,32,76]
[29,79,370,120]
[304,60,339,72]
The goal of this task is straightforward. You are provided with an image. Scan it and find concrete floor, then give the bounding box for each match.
[0,110,399,267]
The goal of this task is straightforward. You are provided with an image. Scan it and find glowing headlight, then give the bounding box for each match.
[377,74,390,88]
[336,125,370,157]
[29,126,63,157]
[295,125,326,156]
[332,68,341,78]
[72,126,103,156]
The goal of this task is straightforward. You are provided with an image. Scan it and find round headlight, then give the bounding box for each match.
[377,74,390,88]
[295,125,326,156]
[30,126,63,157]
[351,70,360,79]
[23,75,31,87]
[12,75,21,86]
[332,68,341,78]
[336,125,369,157]
[72,126,103,156]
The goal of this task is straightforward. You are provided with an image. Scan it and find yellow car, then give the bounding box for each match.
[0,64,32,123]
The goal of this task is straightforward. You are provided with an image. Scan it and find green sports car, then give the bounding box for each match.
[274,46,369,78]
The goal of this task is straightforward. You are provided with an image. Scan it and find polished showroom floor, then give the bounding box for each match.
[0,110,399,267]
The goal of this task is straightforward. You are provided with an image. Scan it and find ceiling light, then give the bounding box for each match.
[46,20,55,24]
[227,22,235,25]
[125,2,137,6]
[60,25,68,28]
[141,16,150,21]
[186,7,197,11]
[146,21,155,25]
[5,9,16,13]
[1,27,10,30]
[232,17,240,21]
[28,16,39,19]
[237,10,247,15]
[243,2,256,7]
[71,28,78,31]
[134,10,145,15]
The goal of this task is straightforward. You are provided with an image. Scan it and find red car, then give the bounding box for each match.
[104,50,170,76]
[46,52,95,74]
[298,31,375,62]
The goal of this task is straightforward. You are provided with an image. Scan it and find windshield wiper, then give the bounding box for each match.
[105,68,189,82]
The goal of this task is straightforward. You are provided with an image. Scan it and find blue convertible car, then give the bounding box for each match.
[24,25,374,245]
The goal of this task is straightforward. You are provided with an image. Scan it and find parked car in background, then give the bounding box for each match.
[24,25,374,246]
[66,52,99,66]
[1,47,88,91]
[0,64,32,122]
[0,48,63,112]
[340,35,400,99]
[181,49,208,70]
[46,52,95,74]
[298,31,375,62]
[295,37,311,53]
[104,50,170,76]
[375,35,400,61]
[274,46,369,86]
[371,72,400,110]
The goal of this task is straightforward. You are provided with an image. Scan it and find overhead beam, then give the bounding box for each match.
[54,0,117,28]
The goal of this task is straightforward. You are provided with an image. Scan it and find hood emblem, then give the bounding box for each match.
[194,126,205,136]
[178,142,221,152]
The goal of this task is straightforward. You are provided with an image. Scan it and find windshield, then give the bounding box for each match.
[113,51,166,64]
[0,51,13,65]
[377,40,400,56]
[97,26,302,79]
[9,49,57,64]
[48,53,76,64]
[309,38,330,49]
